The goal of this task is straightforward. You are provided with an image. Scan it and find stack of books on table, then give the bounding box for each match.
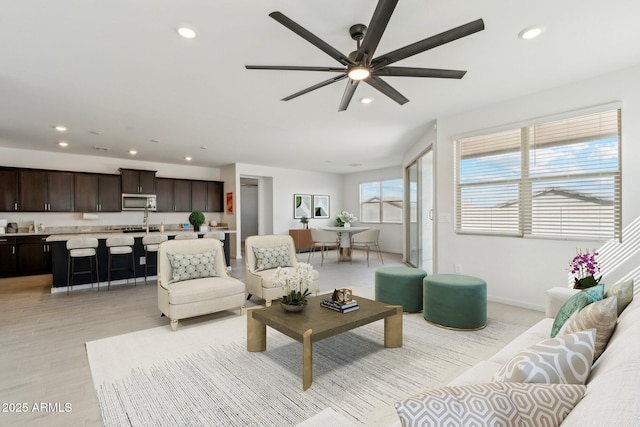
[320,298,360,313]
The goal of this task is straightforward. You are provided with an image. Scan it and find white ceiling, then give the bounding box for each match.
[1,0,640,174]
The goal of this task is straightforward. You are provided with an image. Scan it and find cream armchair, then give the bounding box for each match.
[158,238,246,331]
[245,234,320,307]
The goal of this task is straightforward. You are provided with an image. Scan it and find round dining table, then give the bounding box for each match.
[321,226,369,261]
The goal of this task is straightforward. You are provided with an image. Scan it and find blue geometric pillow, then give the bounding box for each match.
[252,245,291,271]
[551,284,604,338]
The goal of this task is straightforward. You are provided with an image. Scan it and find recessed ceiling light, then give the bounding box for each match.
[176,26,197,39]
[94,146,109,151]
[151,139,160,143]
[129,150,137,155]
[348,163,362,167]
[360,97,374,104]
[185,156,192,161]
[54,125,67,132]
[90,130,100,135]
[518,25,546,40]
[58,141,68,147]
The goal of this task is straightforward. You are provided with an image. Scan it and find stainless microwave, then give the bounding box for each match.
[122,194,157,211]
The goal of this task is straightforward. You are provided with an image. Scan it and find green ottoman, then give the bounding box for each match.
[375,267,428,312]
[423,274,487,330]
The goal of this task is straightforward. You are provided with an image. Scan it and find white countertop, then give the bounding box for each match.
[45,229,236,242]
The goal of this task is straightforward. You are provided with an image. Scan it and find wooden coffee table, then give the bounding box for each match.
[247,295,402,390]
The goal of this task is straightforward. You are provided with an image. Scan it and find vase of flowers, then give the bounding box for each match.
[273,262,314,312]
[336,210,357,227]
[569,248,602,289]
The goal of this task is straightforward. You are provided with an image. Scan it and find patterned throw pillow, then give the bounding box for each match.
[394,382,586,427]
[166,250,217,283]
[493,329,595,384]
[605,279,634,315]
[253,245,291,271]
[551,284,604,338]
[560,296,618,360]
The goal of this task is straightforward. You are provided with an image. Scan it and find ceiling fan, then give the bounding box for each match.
[245,0,485,111]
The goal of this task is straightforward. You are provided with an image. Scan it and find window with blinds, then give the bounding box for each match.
[455,109,621,240]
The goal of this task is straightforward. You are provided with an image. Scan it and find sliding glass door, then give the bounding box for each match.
[405,148,434,273]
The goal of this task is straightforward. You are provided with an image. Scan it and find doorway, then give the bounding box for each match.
[240,178,259,249]
[405,148,434,273]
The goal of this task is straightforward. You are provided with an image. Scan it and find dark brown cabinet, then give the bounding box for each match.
[0,169,19,212]
[16,236,51,275]
[207,181,224,212]
[191,181,207,212]
[19,170,74,212]
[156,178,191,212]
[120,169,156,194]
[0,237,17,277]
[74,173,121,212]
[156,178,174,212]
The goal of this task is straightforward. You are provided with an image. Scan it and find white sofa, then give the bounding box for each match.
[245,234,320,307]
[158,238,246,331]
[442,285,640,426]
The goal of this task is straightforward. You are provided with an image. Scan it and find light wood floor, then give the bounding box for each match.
[0,250,544,427]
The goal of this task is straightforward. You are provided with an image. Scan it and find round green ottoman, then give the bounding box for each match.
[423,274,487,330]
[375,267,428,312]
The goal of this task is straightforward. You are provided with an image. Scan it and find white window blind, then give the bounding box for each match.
[456,109,621,240]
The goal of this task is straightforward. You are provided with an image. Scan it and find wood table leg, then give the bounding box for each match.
[247,310,266,352]
[384,305,403,348]
[302,329,313,390]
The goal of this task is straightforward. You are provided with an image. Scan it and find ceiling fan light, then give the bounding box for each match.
[348,67,370,81]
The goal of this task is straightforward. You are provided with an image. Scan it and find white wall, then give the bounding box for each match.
[342,166,404,254]
[0,147,225,228]
[410,63,640,311]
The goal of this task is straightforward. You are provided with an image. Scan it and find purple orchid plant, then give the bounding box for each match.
[570,249,602,288]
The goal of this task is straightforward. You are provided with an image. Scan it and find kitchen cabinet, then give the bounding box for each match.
[156,178,191,212]
[120,169,156,194]
[0,237,17,277]
[16,236,51,275]
[191,181,207,212]
[74,173,121,212]
[207,181,224,212]
[19,169,74,212]
[0,168,19,212]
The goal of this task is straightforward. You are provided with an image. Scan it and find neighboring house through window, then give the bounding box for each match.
[360,179,403,223]
[455,108,621,241]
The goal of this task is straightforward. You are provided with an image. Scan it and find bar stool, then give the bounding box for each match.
[175,233,198,240]
[66,237,99,295]
[106,236,136,289]
[142,234,168,284]
[203,231,225,240]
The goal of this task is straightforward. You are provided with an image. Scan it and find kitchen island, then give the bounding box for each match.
[46,229,236,291]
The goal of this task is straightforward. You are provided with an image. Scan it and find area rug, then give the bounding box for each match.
[86,312,529,426]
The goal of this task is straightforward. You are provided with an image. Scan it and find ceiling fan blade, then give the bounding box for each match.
[338,80,360,112]
[365,76,409,105]
[371,19,485,69]
[269,12,354,66]
[375,66,466,79]
[245,65,345,73]
[355,0,399,64]
[282,75,348,101]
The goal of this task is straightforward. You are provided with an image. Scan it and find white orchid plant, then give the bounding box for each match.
[336,210,357,226]
[273,262,314,306]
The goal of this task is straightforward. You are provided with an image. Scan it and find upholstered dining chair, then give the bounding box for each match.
[308,229,339,266]
[351,228,383,267]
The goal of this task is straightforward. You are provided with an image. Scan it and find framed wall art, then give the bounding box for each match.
[294,194,312,219]
[312,195,330,218]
